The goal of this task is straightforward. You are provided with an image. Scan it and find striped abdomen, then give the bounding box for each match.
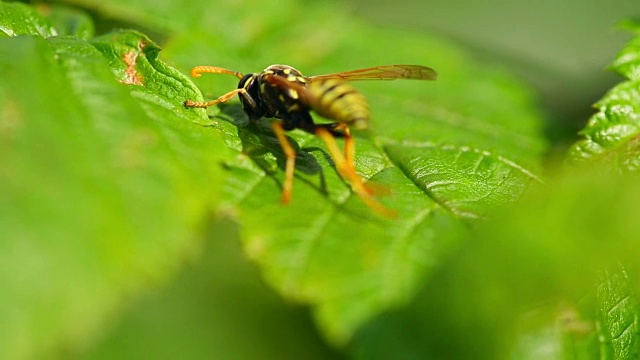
[307,79,370,130]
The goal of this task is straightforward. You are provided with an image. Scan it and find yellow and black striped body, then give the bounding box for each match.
[237,64,370,136]
[305,78,369,130]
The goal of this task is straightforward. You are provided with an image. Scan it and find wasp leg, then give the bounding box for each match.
[337,126,392,196]
[331,124,356,180]
[189,66,244,79]
[271,121,297,204]
[314,127,397,218]
[342,125,356,169]
[313,123,374,195]
[184,88,248,108]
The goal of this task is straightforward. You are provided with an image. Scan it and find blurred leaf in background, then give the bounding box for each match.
[80,219,342,360]
[568,20,640,171]
[353,20,640,359]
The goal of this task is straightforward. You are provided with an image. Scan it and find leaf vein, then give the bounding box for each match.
[607,294,631,316]
[612,315,637,341]
[380,206,434,302]
[281,209,335,292]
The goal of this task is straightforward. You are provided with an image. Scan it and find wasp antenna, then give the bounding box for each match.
[190,66,244,79]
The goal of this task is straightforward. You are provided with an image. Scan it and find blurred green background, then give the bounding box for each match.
[350,0,639,145]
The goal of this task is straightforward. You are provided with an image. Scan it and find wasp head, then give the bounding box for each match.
[237,73,265,120]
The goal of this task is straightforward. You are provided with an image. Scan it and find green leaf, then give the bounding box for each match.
[0,20,228,360]
[0,2,57,37]
[568,21,640,170]
[611,20,640,80]
[385,143,541,219]
[90,29,208,122]
[62,0,548,345]
[596,265,640,360]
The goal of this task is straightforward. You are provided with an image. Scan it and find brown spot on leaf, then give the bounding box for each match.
[122,51,143,86]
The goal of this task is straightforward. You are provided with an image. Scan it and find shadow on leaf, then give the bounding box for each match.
[216,103,334,196]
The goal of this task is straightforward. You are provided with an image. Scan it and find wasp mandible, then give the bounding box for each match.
[184,64,437,217]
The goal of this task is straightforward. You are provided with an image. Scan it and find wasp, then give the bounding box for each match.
[184,64,437,217]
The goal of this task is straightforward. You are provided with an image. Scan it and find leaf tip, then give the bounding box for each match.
[616,18,640,33]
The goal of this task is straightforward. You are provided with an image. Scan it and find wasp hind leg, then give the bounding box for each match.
[313,123,374,195]
[271,121,297,204]
[313,124,397,218]
[314,123,357,173]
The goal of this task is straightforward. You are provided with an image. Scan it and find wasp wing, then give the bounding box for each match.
[306,64,437,82]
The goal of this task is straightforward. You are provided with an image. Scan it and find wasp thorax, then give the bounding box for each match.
[264,64,304,78]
